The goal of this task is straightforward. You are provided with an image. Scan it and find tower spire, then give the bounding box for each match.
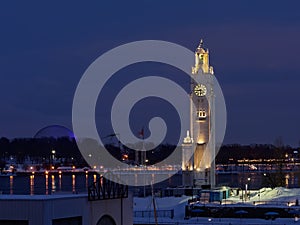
[197,39,203,50]
[192,38,213,75]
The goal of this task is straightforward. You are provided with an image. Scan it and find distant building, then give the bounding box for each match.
[198,187,230,202]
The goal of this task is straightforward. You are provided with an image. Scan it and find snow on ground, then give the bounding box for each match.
[134,188,300,224]
[134,217,300,225]
[134,195,190,219]
[227,187,300,204]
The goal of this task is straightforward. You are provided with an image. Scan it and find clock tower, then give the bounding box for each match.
[182,40,216,188]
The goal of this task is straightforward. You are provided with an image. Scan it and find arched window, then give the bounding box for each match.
[97,215,116,225]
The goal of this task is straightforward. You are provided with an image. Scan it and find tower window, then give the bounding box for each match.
[197,110,207,120]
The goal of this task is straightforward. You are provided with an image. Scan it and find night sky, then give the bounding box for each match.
[1,1,300,146]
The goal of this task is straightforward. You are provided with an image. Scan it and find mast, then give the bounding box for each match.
[151,183,158,225]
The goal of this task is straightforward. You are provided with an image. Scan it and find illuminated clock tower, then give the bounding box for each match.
[182,40,216,188]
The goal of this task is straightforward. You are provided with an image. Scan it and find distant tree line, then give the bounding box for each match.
[216,144,297,164]
[216,142,299,189]
[0,137,85,170]
[0,137,178,168]
[0,136,298,167]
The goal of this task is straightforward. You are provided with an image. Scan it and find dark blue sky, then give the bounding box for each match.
[1,1,300,146]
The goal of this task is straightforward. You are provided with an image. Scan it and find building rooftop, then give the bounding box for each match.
[0,193,87,200]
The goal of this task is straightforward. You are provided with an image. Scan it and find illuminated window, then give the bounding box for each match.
[197,110,206,119]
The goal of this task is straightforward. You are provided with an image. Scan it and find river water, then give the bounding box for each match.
[0,171,299,195]
[0,173,98,195]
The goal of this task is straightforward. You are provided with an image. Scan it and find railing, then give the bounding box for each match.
[134,209,174,219]
[88,175,128,201]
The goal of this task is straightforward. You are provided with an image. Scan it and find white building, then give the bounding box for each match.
[0,192,132,225]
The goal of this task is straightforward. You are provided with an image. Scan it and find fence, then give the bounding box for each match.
[134,209,174,219]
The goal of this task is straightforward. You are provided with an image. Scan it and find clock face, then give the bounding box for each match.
[194,84,207,96]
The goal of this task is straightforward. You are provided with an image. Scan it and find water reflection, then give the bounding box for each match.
[85,174,88,189]
[4,172,180,195]
[45,174,48,195]
[9,176,13,195]
[30,175,34,195]
[2,173,100,195]
[216,172,300,189]
[72,174,76,193]
[4,171,300,196]
[59,174,62,190]
[51,175,56,192]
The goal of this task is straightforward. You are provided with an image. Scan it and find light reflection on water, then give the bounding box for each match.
[85,174,88,189]
[0,173,100,195]
[59,174,62,190]
[9,175,13,195]
[2,172,298,195]
[51,175,55,192]
[72,174,76,193]
[30,175,34,195]
[0,172,181,195]
[217,172,300,189]
[45,174,48,195]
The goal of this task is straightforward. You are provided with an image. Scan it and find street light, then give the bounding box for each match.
[248,178,251,199]
[245,177,251,201]
[51,150,56,166]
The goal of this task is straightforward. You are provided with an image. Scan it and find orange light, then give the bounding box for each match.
[58,171,62,174]
[45,171,49,175]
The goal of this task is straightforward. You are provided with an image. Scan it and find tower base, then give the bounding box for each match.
[193,170,209,187]
[182,171,194,187]
[182,170,213,188]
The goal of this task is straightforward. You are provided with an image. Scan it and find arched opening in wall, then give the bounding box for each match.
[96,215,116,225]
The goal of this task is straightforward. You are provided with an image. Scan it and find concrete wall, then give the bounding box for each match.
[0,194,133,225]
[90,193,133,225]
